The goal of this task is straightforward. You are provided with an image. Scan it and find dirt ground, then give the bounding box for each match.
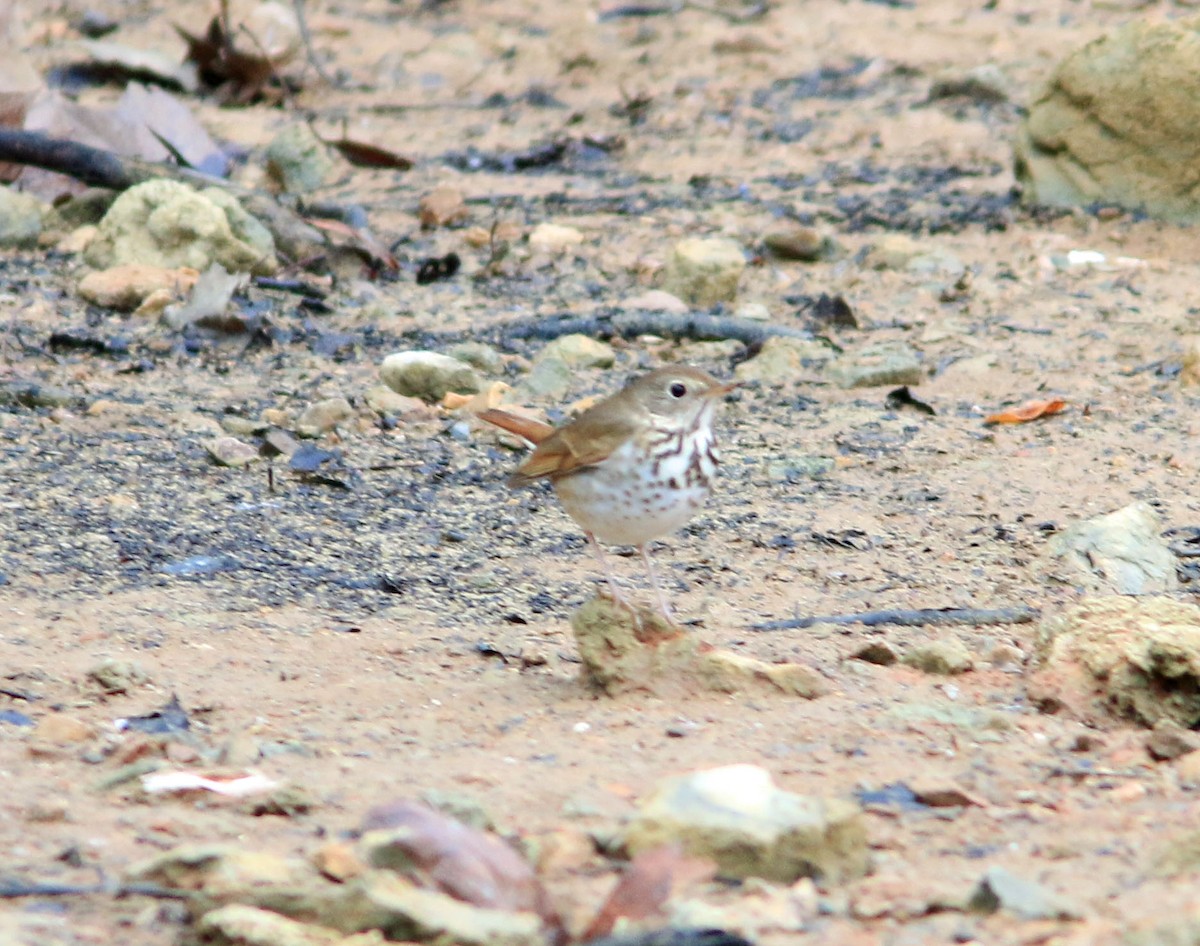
[4,0,1200,943]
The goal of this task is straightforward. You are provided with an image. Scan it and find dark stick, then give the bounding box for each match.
[751,605,1039,632]
[0,686,38,701]
[0,880,189,900]
[501,310,813,347]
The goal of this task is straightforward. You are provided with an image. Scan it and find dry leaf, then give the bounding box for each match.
[582,844,717,941]
[327,137,413,171]
[983,398,1067,426]
[360,800,564,937]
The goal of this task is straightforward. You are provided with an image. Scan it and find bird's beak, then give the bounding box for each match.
[712,380,742,397]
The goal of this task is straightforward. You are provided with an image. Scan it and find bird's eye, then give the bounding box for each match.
[669,382,687,398]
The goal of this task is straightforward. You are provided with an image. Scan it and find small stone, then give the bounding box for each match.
[516,358,574,401]
[826,342,923,388]
[1181,337,1200,387]
[528,222,583,253]
[221,415,268,437]
[447,341,504,374]
[661,237,746,307]
[1147,718,1197,762]
[929,63,1012,104]
[34,715,94,745]
[77,264,197,311]
[735,302,771,321]
[262,428,302,458]
[296,397,354,436]
[621,289,690,314]
[419,186,468,228]
[86,658,150,694]
[265,123,334,194]
[1046,501,1179,595]
[363,385,426,417]
[192,905,346,946]
[622,764,868,884]
[901,638,974,675]
[25,799,70,823]
[536,334,615,370]
[0,187,46,248]
[312,841,365,882]
[84,179,276,276]
[1177,751,1200,787]
[864,234,923,270]
[57,225,98,255]
[852,642,897,666]
[763,224,832,261]
[735,336,832,384]
[909,780,982,808]
[206,436,259,467]
[380,351,481,403]
[968,866,1081,920]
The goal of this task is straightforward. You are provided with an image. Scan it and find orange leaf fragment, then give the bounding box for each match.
[582,844,716,941]
[983,398,1068,426]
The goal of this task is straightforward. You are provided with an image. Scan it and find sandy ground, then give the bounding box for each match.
[4,0,1200,943]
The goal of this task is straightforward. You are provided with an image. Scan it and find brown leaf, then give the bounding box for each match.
[327,137,413,171]
[360,801,564,939]
[581,844,716,941]
[308,218,399,272]
[983,398,1067,426]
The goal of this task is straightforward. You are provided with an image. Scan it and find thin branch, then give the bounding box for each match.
[751,606,1039,632]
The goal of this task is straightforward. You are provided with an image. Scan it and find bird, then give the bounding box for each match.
[478,365,736,621]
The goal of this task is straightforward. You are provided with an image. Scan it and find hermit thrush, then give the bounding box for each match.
[478,366,736,620]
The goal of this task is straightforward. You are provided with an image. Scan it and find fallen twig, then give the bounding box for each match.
[0,879,189,900]
[751,605,1039,632]
[0,130,325,263]
[499,310,813,347]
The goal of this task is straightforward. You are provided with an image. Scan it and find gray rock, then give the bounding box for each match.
[1146,718,1197,762]
[1046,501,1179,595]
[265,123,334,194]
[1030,596,1200,728]
[296,397,354,437]
[86,658,149,693]
[536,333,615,370]
[826,342,923,388]
[661,237,746,306]
[206,436,260,467]
[622,763,868,883]
[0,187,46,248]
[337,872,544,946]
[380,351,481,403]
[0,381,76,409]
[968,866,1081,920]
[901,637,974,675]
[193,904,345,946]
[447,341,504,374]
[85,180,277,275]
[516,358,574,401]
[734,336,831,385]
[1016,16,1200,223]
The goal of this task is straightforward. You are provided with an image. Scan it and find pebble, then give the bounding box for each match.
[380,350,481,403]
[206,436,260,467]
[1047,501,1178,595]
[295,397,354,436]
[0,188,46,248]
[363,384,427,417]
[735,336,832,384]
[735,302,771,321]
[34,714,95,745]
[661,236,746,306]
[826,342,923,388]
[864,233,923,270]
[763,223,833,261]
[622,764,868,884]
[447,341,504,374]
[86,658,150,694]
[77,264,198,311]
[1146,719,1197,761]
[528,222,584,253]
[901,638,974,675]
[265,123,333,194]
[536,333,615,370]
[418,186,468,228]
[968,866,1081,920]
[621,289,690,313]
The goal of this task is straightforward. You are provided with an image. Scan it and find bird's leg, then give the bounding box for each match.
[639,544,676,623]
[586,532,630,608]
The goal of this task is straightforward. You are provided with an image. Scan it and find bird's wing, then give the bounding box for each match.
[476,408,556,445]
[506,406,639,487]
